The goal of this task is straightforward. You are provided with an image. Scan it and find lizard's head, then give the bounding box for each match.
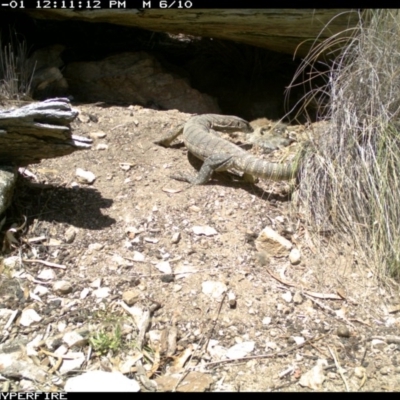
[220,118,254,133]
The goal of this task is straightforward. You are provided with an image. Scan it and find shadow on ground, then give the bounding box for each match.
[9,177,116,230]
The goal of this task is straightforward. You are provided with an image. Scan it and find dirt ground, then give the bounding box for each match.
[2,103,400,392]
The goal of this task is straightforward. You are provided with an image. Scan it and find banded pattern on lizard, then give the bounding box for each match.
[155,114,299,185]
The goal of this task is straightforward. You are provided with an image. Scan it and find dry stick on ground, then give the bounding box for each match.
[172,292,227,392]
[22,259,66,269]
[205,333,328,368]
[328,346,350,392]
[303,293,356,329]
[266,268,342,300]
[120,300,160,391]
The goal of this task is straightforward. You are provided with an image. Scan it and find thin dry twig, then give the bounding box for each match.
[328,346,350,392]
[205,334,328,368]
[22,259,66,269]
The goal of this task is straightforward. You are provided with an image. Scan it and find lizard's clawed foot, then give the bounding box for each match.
[169,172,194,184]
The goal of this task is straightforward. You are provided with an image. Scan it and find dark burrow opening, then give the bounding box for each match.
[1,10,330,123]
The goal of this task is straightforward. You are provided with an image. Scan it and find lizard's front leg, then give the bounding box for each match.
[171,153,234,185]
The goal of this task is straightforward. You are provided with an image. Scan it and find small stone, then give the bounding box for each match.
[226,341,255,359]
[192,226,218,236]
[88,243,104,251]
[132,251,145,262]
[155,261,172,274]
[96,143,108,150]
[93,287,110,298]
[282,291,292,303]
[371,339,386,351]
[63,331,88,348]
[173,284,182,292]
[20,309,42,326]
[33,285,49,296]
[80,288,90,299]
[292,336,305,345]
[255,226,292,257]
[37,268,56,281]
[380,366,391,375]
[122,290,140,306]
[89,131,107,139]
[53,281,73,295]
[171,232,181,244]
[228,292,237,308]
[75,168,96,184]
[48,238,61,246]
[59,351,85,374]
[354,366,366,379]
[3,256,20,269]
[78,114,91,123]
[161,274,174,283]
[262,317,272,326]
[202,281,227,299]
[336,326,351,338]
[64,227,76,243]
[293,291,303,304]
[289,248,301,265]
[90,278,102,288]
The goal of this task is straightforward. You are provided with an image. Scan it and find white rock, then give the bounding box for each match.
[371,339,386,351]
[65,371,140,392]
[93,287,110,298]
[155,261,172,274]
[88,243,104,251]
[192,226,218,236]
[299,359,327,390]
[292,336,305,345]
[132,251,145,262]
[75,168,96,184]
[262,317,272,326]
[89,131,106,139]
[59,352,85,375]
[58,321,67,332]
[53,280,73,295]
[90,278,102,288]
[48,238,62,246]
[265,341,278,351]
[112,254,130,267]
[37,268,56,281]
[226,341,255,359]
[33,285,49,295]
[64,227,77,243]
[175,264,196,279]
[63,331,87,348]
[255,226,292,256]
[207,340,227,359]
[354,366,366,379]
[293,291,303,304]
[289,248,301,265]
[3,256,20,268]
[202,281,227,299]
[20,309,42,326]
[80,288,90,299]
[96,143,108,150]
[282,291,293,303]
[171,232,181,244]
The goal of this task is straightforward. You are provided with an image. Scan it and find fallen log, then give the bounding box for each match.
[0,98,92,166]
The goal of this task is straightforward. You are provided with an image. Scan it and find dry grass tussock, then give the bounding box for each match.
[0,29,35,100]
[293,9,400,280]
